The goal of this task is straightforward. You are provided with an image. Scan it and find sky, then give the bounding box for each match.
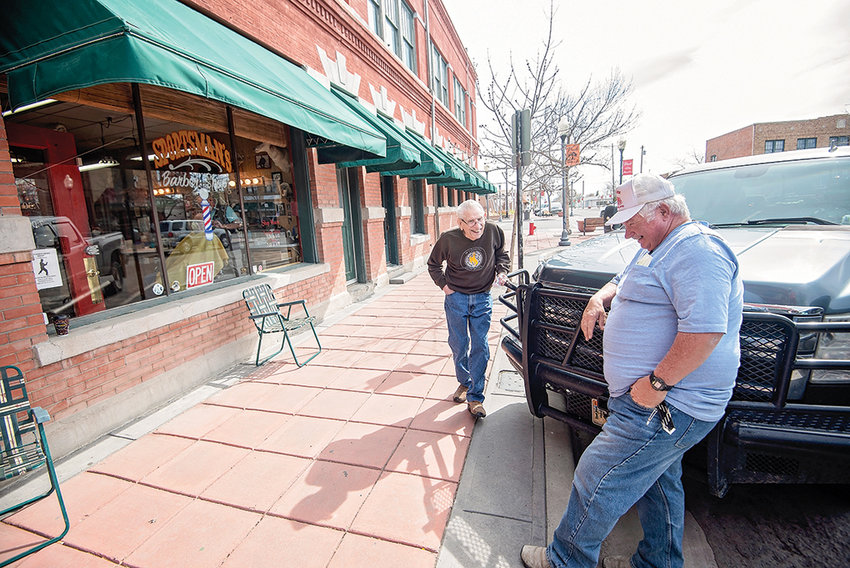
[443,0,850,195]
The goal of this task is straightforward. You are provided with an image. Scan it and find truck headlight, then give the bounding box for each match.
[811,313,850,384]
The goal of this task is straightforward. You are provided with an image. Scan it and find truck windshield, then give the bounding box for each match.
[670,158,850,226]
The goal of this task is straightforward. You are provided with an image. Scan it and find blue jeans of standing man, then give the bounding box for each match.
[547,394,718,568]
[444,291,492,403]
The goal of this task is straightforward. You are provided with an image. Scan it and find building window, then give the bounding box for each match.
[401,3,416,73]
[431,45,449,107]
[453,77,467,127]
[797,137,816,150]
[710,154,717,162]
[764,139,785,153]
[369,0,417,74]
[829,136,849,147]
[408,179,425,234]
[368,0,382,37]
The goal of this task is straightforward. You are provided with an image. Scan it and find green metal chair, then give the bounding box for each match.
[1,365,69,566]
[243,284,322,366]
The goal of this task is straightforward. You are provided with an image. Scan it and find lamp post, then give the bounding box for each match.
[618,138,626,185]
[558,117,571,246]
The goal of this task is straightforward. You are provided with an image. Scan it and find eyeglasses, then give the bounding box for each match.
[460,217,485,226]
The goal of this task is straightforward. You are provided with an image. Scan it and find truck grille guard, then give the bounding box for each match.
[499,273,850,496]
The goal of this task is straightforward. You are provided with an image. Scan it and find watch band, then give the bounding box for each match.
[649,371,674,391]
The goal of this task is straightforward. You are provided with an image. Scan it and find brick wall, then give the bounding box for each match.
[706,115,849,161]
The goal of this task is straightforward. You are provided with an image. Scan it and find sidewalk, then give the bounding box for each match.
[1,224,716,568]
[1,272,498,568]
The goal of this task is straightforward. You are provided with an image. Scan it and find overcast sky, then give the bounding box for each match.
[443,0,850,194]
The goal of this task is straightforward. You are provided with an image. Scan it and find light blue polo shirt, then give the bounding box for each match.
[602,221,744,421]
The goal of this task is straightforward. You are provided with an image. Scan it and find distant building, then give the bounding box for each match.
[705,114,849,162]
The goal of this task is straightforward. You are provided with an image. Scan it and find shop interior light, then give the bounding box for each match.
[2,98,58,117]
[78,157,119,172]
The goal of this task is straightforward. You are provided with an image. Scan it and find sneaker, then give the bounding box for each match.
[452,385,468,403]
[602,556,632,568]
[520,545,551,568]
[467,400,486,418]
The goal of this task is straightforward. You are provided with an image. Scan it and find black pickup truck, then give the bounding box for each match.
[501,146,850,497]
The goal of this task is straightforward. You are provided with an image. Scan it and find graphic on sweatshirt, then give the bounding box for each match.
[462,247,485,270]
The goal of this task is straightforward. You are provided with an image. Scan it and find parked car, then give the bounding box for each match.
[159,219,231,251]
[30,215,125,302]
[500,146,850,497]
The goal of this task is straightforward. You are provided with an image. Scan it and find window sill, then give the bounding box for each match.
[33,262,329,367]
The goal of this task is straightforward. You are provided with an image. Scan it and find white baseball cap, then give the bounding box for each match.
[606,173,675,225]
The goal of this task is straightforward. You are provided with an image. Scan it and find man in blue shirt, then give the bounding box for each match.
[521,174,744,568]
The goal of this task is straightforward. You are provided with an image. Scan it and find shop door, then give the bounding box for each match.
[337,168,365,283]
[380,176,399,266]
[10,123,105,317]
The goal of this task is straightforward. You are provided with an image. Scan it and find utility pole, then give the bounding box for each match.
[512,109,530,270]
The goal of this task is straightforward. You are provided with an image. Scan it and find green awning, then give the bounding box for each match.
[331,90,420,171]
[0,0,386,158]
[387,126,447,179]
[433,148,496,194]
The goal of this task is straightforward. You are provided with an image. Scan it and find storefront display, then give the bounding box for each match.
[7,88,303,322]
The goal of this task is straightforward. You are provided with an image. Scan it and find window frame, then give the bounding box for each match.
[453,76,467,127]
[764,139,785,153]
[796,137,817,150]
[431,45,449,107]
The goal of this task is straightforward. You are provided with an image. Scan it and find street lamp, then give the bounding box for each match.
[618,138,627,185]
[557,117,571,246]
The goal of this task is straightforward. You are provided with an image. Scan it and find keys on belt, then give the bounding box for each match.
[646,401,676,434]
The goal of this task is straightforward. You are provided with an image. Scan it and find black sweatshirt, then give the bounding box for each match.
[427,223,510,294]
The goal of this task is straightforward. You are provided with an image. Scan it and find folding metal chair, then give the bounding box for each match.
[1,365,69,566]
[242,284,322,366]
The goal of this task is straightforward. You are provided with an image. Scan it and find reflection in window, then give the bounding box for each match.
[7,93,304,325]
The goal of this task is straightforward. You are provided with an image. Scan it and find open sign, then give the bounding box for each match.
[186,261,215,288]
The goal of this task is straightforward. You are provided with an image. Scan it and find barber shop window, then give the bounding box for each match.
[409,179,425,235]
[6,86,302,326]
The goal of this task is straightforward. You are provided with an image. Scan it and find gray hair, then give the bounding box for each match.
[457,199,484,219]
[640,194,690,221]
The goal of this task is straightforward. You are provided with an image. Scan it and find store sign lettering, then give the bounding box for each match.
[151,130,232,173]
[186,261,215,288]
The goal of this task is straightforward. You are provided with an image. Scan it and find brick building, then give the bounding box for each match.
[0,0,494,458]
[705,114,850,162]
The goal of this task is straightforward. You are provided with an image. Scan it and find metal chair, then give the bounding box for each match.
[1,365,69,566]
[242,284,322,366]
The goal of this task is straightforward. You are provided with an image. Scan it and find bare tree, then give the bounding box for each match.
[670,147,706,172]
[476,0,639,209]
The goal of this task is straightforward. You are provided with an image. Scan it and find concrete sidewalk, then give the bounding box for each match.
[1,223,716,568]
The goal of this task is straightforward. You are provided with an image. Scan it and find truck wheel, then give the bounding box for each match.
[109,258,124,294]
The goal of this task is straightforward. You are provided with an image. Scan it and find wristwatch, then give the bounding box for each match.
[649,371,674,392]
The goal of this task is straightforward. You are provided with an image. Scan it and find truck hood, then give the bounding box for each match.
[537,225,850,314]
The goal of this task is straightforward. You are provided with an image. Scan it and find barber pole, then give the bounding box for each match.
[201,198,213,241]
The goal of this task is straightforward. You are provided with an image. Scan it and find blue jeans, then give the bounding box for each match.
[444,291,492,403]
[547,394,718,568]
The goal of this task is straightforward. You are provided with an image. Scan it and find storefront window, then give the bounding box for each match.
[228,135,301,272]
[7,86,303,326]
